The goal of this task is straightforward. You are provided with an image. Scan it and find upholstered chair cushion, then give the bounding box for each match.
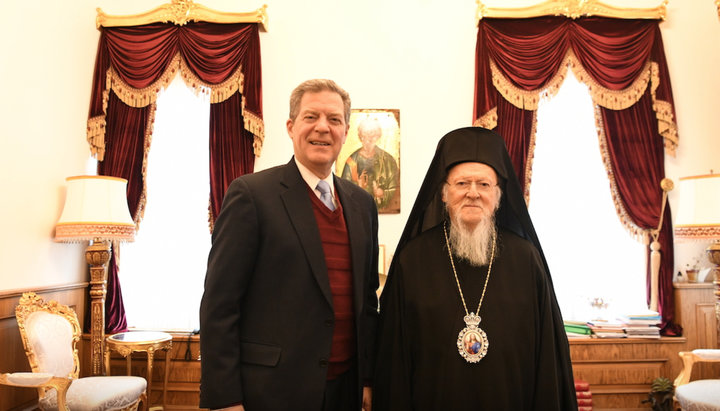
[39,376,147,411]
[675,379,720,411]
[692,349,720,360]
[25,311,75,376]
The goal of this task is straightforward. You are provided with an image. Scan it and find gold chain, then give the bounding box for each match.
[443,221,496,316]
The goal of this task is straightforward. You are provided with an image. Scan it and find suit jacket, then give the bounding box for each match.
[199,158,379,410]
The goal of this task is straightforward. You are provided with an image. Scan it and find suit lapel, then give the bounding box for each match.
[280,160,334,308]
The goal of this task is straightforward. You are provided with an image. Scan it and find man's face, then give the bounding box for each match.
[442,162,500,231]
[287,90,349,178]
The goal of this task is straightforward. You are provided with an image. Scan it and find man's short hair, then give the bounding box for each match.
[289,79,351,124]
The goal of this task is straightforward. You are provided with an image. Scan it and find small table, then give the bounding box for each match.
[105,331,173,409]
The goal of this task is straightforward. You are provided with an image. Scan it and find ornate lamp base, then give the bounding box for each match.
[86,240,111,376]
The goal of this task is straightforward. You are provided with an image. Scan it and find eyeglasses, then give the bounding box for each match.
[446,180,497,193]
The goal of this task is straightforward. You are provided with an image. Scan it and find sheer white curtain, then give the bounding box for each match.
[529,70,647,321]
[120,75,211,331]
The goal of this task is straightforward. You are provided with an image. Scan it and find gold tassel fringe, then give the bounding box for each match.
[88,52,266,160]
[133,102,157,231]
[87,116,107,161]
[489,51,679,156]
[473,106,498,129]
[594,104,651,243]
[649,62,678,156]
[523,111,539,205]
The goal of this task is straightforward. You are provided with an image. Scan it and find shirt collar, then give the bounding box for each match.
[294,158,335,194]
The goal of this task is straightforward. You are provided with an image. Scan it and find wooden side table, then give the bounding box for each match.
[105,331,172,409]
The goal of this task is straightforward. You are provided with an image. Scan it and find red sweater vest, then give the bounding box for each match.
[308,187,356,380]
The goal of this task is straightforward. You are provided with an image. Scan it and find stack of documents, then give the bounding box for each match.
[618,310,661,339]
[587,320,626,338]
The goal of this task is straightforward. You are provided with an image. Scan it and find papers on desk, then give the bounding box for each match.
[618,310,661,339]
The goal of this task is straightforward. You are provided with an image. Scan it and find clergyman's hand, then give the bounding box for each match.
[214,405,244,411]
[362,386,372,411]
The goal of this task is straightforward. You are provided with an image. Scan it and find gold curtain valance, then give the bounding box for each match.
[97,0,268,31]
[476,0,667,22]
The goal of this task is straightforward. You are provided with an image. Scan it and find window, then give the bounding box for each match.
[119,75,211,331]
[528,70,648,321]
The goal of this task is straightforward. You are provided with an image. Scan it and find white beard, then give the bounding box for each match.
[448,211,497,267]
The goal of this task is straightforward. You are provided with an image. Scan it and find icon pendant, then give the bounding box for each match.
[456,312,488,363]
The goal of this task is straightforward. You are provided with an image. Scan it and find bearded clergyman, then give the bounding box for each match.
[373,127,578,410]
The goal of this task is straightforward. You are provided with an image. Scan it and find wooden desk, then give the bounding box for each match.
[105,331,172,409]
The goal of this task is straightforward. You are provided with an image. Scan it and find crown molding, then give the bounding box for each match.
[97,0,268,31]
[476,0,667,21]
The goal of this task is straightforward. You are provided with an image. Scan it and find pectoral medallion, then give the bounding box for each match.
[444,221,495,365]
[456,312,488,363]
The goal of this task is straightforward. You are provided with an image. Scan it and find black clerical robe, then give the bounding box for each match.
[374,224,576,410]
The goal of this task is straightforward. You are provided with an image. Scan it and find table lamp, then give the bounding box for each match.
[673,173,720,345]
[55,175,135,375]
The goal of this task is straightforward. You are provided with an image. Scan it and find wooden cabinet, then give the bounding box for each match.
[673,282,719,382]
[570,337,685,410]
[567,282,717,410]
[674,282,717,350]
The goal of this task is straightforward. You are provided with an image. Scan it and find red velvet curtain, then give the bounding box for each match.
[87,22,263,332]
[96,92,151,332]
[473,17,680,334]
[209,92,257,221]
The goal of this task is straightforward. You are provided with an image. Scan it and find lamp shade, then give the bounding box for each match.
[55,175,135,242]
[674,174,720,240]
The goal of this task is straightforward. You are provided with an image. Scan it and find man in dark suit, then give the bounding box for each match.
[199,79,379,411]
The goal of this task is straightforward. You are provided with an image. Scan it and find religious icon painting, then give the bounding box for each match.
[336,109,400,214]
[457,326,488,363]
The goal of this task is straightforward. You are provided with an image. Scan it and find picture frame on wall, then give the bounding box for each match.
[336,109,400,214]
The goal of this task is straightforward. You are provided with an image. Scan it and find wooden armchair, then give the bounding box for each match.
[0,292,146,411]
[674,349,720,410]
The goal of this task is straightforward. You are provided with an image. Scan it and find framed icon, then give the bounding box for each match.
[337,109,400,214]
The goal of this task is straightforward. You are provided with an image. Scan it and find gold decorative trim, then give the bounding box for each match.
[476,0,667,21]
[135,102,157,230]
[675,225,720,240]
[179,58,242,104]
[178,58,265,155]
[649,63,678,156]
[208,198,215,233]
[15,292,82,379]
[97,1,268,31]
[87,115,107,161]
[106,55,181,109]
[246,110,266,157]
[473,106,498,129]
[489,56,569,111]
[94,53,266,160]
[55,223,136,242]
[717,0,720,19]
[523,111,539,204]
[569,54,651,111]
[490,51,653,112]
[593,104,650,242]
[489,50,677,156]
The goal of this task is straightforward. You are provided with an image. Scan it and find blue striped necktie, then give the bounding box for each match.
[316,180,335,211]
